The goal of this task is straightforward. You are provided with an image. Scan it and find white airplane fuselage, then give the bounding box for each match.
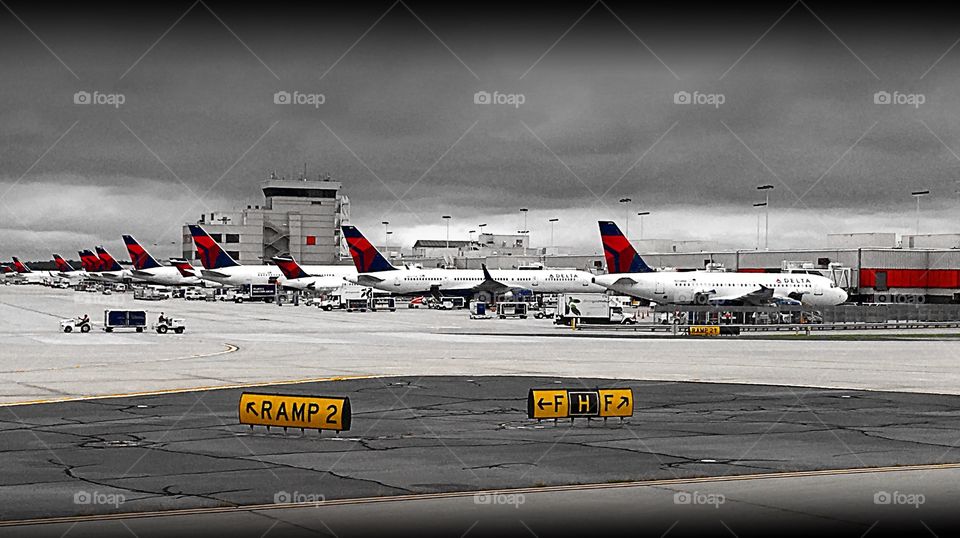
[357,268,606,296]
[593,271,847,306]
[133,266,202,286]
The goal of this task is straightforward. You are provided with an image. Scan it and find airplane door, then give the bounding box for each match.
[393,276,401,287]
[814,284,823,296]
[655,281,664,294]
[531,275,538,287]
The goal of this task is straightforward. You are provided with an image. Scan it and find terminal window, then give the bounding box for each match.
[226,250,240,260]
[210,233,223,242]
[225,234,240,243]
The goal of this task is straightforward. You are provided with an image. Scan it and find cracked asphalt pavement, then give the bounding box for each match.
[2,375,960,522]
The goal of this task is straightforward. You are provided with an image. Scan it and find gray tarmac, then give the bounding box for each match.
[1,376,960,528]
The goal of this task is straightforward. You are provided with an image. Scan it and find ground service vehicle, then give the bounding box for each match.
[60,317,92,333]
[103,310,147,332]
[497,302,528,319]
[183,288,205,300]
[153,318,185,334]
[371,297,396,311]
[235,284,277,303]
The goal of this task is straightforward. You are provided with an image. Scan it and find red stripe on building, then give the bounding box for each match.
[860,268,960,289]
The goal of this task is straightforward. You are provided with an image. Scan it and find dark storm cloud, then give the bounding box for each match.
[3,1,960,257]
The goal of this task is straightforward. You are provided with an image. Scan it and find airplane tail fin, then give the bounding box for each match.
[169,258,197,278]
[53,254,76,272]
[342,225,397,273]
[598,221,653,274]
[271,256,311,280]
[11,257,32,273]
[122,235,162,270]
[94,246,123,272]
[188,225,240,270]
[78,250,101,272]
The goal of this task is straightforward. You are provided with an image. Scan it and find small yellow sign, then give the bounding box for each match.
[527,389,568,419]
[688,325,721,336]
[598,388,634,418]
[239,392,351,431]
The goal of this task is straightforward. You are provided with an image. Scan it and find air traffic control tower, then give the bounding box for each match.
[182,171,351,265]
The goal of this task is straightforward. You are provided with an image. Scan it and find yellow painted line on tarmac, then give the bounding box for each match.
[0,373,383,407]
[3,462,960,527]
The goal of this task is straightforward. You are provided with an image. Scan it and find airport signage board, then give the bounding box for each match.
[688,325,721,336]
[527,388,633,420]
[239,392,351,432]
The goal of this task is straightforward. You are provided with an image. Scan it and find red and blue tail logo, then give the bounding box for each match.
[11,257,32,273]
[95,246,123,272]
[188,225,239,270]
[53,254,76,272]
[169,259,197,278]
[272,256,310,279]
[598,221,653,274]
[122,235,162,270]
[342,225,395,273]
[79,250,101,271]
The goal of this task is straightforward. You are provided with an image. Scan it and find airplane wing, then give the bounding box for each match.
[354,274,385,287]
[131,270,154,279]
[470,264,512,294]
[707,285,776,306]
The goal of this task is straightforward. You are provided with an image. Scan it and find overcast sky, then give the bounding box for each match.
[3,1,960,260]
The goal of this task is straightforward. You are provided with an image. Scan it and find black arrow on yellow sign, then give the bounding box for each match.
[618,396,629,409]
[245,401,258,417]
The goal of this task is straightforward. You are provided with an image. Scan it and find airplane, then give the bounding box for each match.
[271,255,354,293]
[94,246,133,282]
[592,221,848,306]
[342,225,606,299]
[187,224,358,288]
[8,257,46,284]
[187,225,282,286]
[52,254,86,285]
[122,235,201,286]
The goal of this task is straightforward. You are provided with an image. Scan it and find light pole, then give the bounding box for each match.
[911,189,930,236]
[549,218,559,251]
[636,211,650,241]
[757,185,774,249]
[619,198,632,237]
[468,229,476,243]
[442,215,452,250]
[519,208,528,233]
[753,202,766,250]
[381,221,389,252]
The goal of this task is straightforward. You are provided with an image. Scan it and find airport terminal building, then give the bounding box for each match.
[181,174,350,265]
